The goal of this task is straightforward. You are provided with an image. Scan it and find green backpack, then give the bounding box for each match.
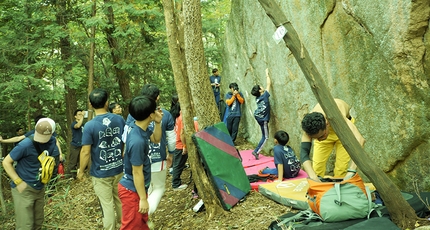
[307,173,374,222]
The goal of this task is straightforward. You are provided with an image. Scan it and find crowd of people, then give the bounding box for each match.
[1,68,365,229]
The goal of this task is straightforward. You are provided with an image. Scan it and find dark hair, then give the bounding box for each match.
[212,68,218,73]
[89,88,109,109]
[34,115,46,124]
[16,127,23,132]
[301,112,326,135]
[274,130,290,146]
[108,103,118,113]
[169,94,181,119]
[251,85,261,97]
[229,83,238,89]
[73,109,83,116]
[129,96,156,121]
[140,84,160,101]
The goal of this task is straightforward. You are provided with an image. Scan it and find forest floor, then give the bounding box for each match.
[1,137,430,229]
[1,137,292,230]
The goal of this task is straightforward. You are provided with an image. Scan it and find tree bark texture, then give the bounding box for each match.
[257,0,417,228]
[56,0,77,148]
[87,0,96,120]
[103,0,131,116]
[179,0,225,218]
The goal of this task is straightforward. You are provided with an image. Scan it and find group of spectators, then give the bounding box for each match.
[2,84,194,230]
[2,67,366,229]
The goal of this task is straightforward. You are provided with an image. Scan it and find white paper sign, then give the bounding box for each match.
[272,25,287,44]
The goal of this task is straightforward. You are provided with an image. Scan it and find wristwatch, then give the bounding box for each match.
[14,178,23,185]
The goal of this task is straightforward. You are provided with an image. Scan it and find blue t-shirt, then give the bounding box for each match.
[209,75,221,95]
[119,122,152,192]
[274,145,301,178]
[9,136,59,190]
[71,121,83,147]
[254,90,271,122]
[126,108,175,164]
[225,92,243,117]
[81,113,125,178]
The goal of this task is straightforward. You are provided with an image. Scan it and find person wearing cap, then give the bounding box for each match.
[0,115,64,163]
[2,118,59,229]
[300,99,365,182]
[77,88,127,230]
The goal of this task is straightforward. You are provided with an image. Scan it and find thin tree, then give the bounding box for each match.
[87,0,96,121]
[102,0,132,116]
[257,0,417,228]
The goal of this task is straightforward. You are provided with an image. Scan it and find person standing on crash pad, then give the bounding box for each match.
[251,68,271,160]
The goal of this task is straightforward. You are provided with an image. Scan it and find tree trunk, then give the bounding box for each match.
[87,0,96,120]
[163,0,225,218]
[103,0,132,116]
[257,0,417,228]
[56,0,76,150]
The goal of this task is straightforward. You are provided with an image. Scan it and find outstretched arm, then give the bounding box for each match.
[265,68,271,93]
[0,135,25,144]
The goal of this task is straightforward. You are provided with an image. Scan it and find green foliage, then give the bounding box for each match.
[0,0,229,143]
[201,0,231,72]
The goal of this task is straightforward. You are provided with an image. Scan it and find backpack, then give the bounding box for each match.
[307,173,373,222]
[31,138,56,184]
[217,99,226,121]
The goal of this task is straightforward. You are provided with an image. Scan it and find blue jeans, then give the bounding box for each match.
[254,120,269,154]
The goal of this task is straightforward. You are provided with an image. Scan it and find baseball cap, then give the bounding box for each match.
[34,118,56,143]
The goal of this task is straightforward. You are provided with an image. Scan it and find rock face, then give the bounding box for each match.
[222,0,430,191]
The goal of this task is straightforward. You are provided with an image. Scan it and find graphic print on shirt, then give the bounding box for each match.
[231,99,237,112]
[283,146,300,173]
[254,98,267,119]
[147,121,161,163]
[98,117,123,171]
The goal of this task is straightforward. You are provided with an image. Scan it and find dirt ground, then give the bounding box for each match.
[1,137,430,229]
[1,138,292,229]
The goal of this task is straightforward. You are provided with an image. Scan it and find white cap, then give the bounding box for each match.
[34,118,56,143]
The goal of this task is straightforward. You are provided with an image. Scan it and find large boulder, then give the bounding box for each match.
[222,0,430,191]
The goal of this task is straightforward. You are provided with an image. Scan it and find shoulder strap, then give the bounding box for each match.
[29,136,46,155]
[29,136,42,152]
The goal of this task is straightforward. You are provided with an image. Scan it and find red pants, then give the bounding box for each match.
[118,183,149,230]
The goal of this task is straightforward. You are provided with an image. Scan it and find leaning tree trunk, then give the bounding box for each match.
[163,0,225,218]
[257,0,417,228]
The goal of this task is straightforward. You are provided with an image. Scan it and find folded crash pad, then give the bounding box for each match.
[192,122,251,210]
[259,177,310,210]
